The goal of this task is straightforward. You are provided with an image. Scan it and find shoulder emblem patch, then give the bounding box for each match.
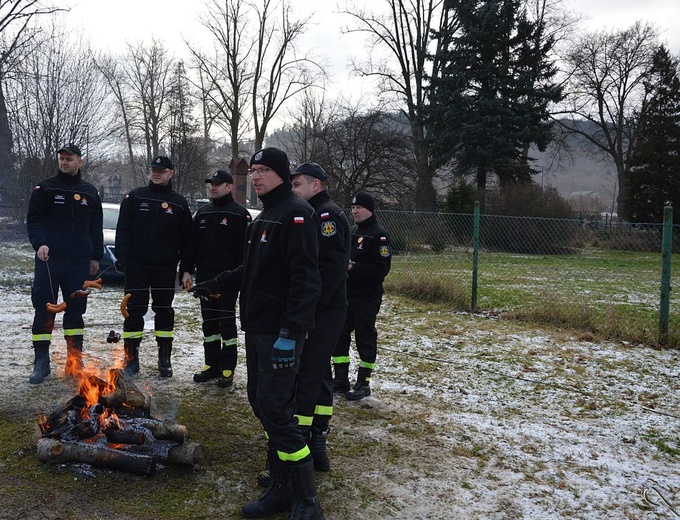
[379,245,391,258]
[321,221,337,237]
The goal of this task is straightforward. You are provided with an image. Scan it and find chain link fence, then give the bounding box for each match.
[367,209,679,348]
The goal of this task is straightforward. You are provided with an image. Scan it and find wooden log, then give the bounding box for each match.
[39,395,85,435]
[103,429,146,445]
[167,441,205,466]
[98,387,125,409]
[36,438,156,476]
[139,420,188,443]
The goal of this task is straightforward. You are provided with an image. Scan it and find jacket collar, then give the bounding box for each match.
[148,180,173,194]
[259,182,291,210]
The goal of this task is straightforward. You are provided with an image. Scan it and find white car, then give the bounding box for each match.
[99,202,123,280]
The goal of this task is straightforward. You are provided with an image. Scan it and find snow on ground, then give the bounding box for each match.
[0,265,679,518]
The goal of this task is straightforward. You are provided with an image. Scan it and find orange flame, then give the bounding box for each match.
[60,345,128,426]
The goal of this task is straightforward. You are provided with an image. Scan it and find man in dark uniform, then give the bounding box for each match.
[26,143,103,384]
[332,192,391,401]
[191,148,325,519]
[290,162,350,471]
[114,155,192,378]
[184,169,251,388]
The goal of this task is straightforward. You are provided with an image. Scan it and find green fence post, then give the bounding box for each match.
[472,201,480,311]
[659,205,673,345]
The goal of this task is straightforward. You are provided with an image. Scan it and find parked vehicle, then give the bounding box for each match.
[98,202,260,281]
[99,202,124,280]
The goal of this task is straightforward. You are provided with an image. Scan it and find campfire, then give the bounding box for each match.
[36,346,203,476]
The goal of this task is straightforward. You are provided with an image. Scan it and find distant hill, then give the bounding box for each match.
[530,121,620,213]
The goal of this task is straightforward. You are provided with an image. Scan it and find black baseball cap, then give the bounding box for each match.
[293,162,327,181]
[57,143,82,156]
[150,156,174,170]
[206,170,234,184]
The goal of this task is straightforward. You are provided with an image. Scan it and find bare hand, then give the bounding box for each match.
[37,245,49,262]
[181,272,192,290]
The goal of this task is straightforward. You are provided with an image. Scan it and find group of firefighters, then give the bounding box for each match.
[26,143,392,519]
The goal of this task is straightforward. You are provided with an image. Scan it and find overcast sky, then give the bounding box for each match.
[69,0,680,97]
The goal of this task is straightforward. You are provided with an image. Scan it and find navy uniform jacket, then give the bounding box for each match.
[115,181,192,271]
[347,214,391,300]
[307,190,350,311]
[215,183,321,337]
[186,193,251,276]
[27,170,103,261]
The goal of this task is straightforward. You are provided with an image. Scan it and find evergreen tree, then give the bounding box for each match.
[625,46,680,223]
[429,0,562,211]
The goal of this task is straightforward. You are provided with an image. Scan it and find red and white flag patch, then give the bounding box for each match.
[294,216,305,224]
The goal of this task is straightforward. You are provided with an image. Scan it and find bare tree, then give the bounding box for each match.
[0,0,65,206]
[250,0,322,150]
[314,100,415,208]
[341,0,456,211]
[4,25,111,223]
[274,88,331,163]
[192,0,323,204]
[124,40,175,163]
[167,60,209,198]
[189,0,252,160]
[554,21,659,220]
[92,54,138,178]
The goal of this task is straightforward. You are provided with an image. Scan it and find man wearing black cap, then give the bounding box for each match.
[191,148,325,519]
[184,169,251,388]
[332,191,391,400]
[290,162,350,472]
[26,143,104,384]
[114,155,192,378]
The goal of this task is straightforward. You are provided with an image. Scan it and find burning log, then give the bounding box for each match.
[99,387,146,410]
[37,437,156,476]
[39,395,85,436]
[37,357,203,475]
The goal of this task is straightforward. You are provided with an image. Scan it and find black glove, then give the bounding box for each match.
[271,337,296,369]
[114,260,125,272]
[188,278,219,298]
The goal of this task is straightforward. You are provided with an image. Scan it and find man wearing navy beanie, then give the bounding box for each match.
[191,147,325,518]
[332,191,392,401]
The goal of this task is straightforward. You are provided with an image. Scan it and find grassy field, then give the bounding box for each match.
[386,248,680,347]
[1,235,679,518]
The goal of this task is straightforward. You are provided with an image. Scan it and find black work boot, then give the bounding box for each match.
[217,369,234,389]
[157,341,173,378]
[65,337,83,377]
[346,367,372,401]
[123,340,140,376]
[218,339,237,388]
[309,426,330,472]
[193,342,221,382]
[287,457,325,520]
[257,446,272,488]
[241,445,292,518]
[332,362,350,394]
[29,343,51,384]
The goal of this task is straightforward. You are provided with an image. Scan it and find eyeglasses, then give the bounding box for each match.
[249,167,273,175]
